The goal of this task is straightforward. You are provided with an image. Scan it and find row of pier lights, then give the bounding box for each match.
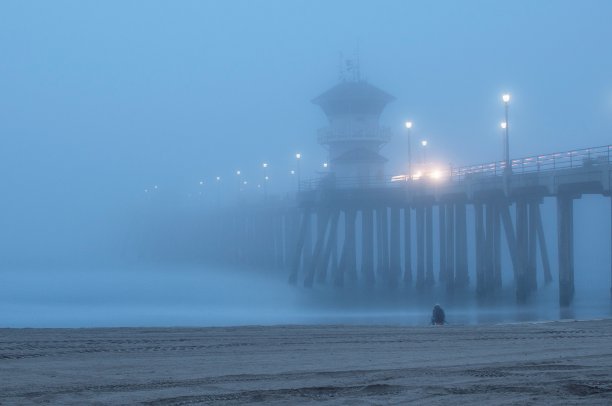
[403,93,512,181]
[145,93,513,195]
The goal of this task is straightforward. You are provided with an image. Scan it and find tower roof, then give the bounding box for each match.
[312,81,395,117]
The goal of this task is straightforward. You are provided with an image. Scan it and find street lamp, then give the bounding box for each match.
[323,162,328,169]
[262,163,269,200]
[420,139,428,165]
[502,94,511,175]
[405,121,413,177]
[295,153,302,190]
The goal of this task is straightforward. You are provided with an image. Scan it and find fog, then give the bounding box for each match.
[1,0,612,327]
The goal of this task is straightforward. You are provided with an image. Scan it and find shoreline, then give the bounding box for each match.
[2,319,612,404]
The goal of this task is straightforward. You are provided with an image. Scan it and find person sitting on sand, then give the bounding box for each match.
[431,304,446,325]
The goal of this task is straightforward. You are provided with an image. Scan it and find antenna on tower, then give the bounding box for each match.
[338,52,345,82]
[354,45,361,82]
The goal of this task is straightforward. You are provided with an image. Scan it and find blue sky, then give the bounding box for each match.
[1,0,612,262]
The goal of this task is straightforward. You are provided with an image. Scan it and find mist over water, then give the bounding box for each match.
[2,260,610,328]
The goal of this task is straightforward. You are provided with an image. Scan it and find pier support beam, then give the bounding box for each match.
[493,203,502,291]
[475,202,485,297]
[455,202,469,289]
[445,203,455,291]
[416,206,425,291]
[336,209,357,287]
[316,210,340,284]
[288,208,311,284]
[535,204,552,284]
[389,207,401,287]
[304,210,330,287]
[557,195,575,306]
[528,201,538,292]
[425,205,435,287]
[403,207,412,285]
[516,200,529,302]
[361,208,375,286]
[376,207,389,282]
[438,204,447,283]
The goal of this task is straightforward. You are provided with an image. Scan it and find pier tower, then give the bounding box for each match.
[312,75,394,183]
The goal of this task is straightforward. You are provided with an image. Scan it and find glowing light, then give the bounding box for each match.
[502,93,511,103]
[421,140,428,147]
[216,176,221,181]
[405,121,413,129]
[154,185,158,189]
[264,176,269,181]
[199,181,204,185]
[262,163,268,168]
[412,170,423,180]
[295,153,301,159]
[236,170,241,175]
[430,169,442,180]
[290,170,295,175]
[501,122,507,129]
[243,180,247,185]
[323,162,328,168]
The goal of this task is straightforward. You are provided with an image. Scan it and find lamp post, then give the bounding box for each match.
[295,153,301,191]
[236,170,242,192]
[502,93,511,175]
[420,139,428,166]
[405,121,413,178]
[262,163,268,200]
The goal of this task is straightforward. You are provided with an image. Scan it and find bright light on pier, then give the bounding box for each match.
[502,93,511,103]
[295,153,301,159]
[323,162,328,168]
[262,163,268,168]
[405,121,413,129]
[236,170,241,175]
[430,169,443,180]
[421,140,428,147]
[501,122,507,129]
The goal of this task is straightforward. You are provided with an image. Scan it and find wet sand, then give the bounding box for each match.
[2,320,612,405]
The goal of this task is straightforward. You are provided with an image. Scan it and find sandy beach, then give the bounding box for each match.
[1,320,612,405]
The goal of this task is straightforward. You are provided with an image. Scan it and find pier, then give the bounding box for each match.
[199,76,612,306]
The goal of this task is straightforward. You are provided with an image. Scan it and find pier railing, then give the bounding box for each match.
[452,144,612,181]
[299,144,612,191]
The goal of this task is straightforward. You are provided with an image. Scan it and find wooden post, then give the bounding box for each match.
[446,203,455,291]
[288,208,310,284]
[455,202,469,288]
[493,202,502,291]
[557,195,575,306]
[535,203,552,284]
[475,202,485,297]
[316,210,340,284]
[516,200,529,302]
[426,205,435,287]
[403,206,412,285]
[528,201,538,292]
[362,208,375,286]
[416,206,425,291]
[439,204,447,283]
[389,206,401,287]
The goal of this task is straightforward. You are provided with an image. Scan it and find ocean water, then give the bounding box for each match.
[1,263,611,328]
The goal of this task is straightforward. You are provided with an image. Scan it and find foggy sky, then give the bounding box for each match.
[2,0,612,264]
